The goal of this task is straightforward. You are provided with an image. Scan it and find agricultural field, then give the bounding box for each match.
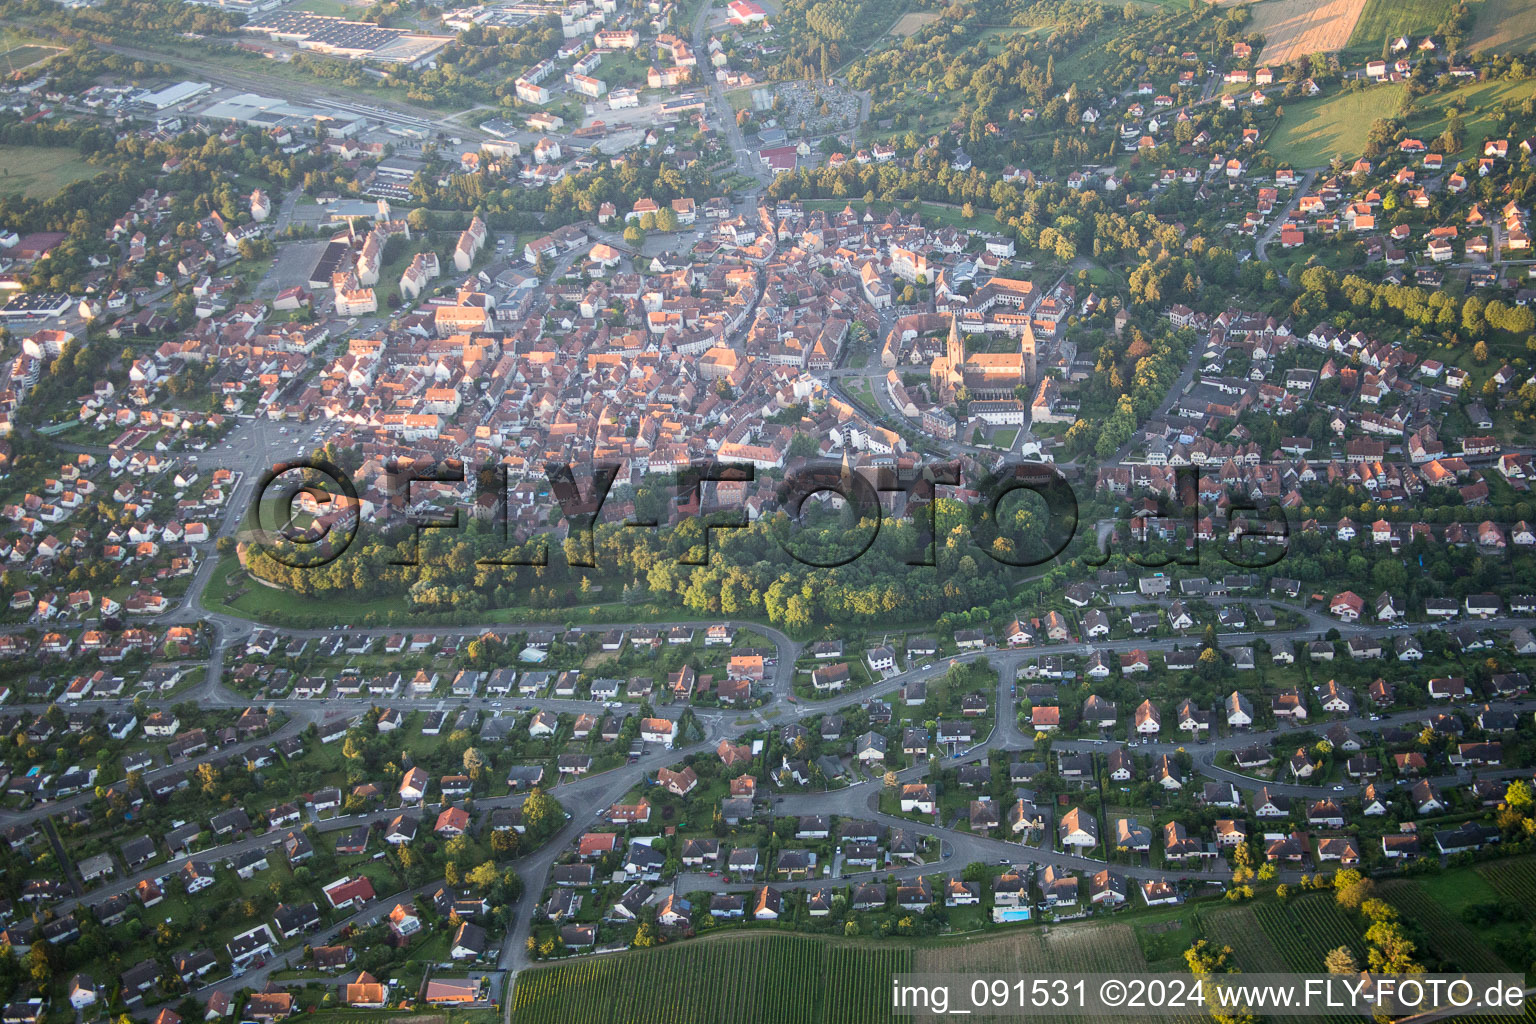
[1379,879,1512,974]
[1252,896,1369,1024]
[824,946,914,1024]
[1263,83,1408,167]
[1345,0,1453,52]
[510,934,903,1024]
[888,11,940,37]
[1,44,62,72]
[1469,0,1536,54]
[1254,894,1365,971]
[0,145,104,200]
[1477,856,1536,907]
[916,922,1146,974]
[1245,0,1370,64]
[1199,906,1289,972]
[917,924,1207,1024]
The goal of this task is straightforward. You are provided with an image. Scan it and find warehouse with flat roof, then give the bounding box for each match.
[136,81,210,111]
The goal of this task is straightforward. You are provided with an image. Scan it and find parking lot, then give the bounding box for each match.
[256,238,331,298]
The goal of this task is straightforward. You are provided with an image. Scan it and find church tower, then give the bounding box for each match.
[928,314,965,402]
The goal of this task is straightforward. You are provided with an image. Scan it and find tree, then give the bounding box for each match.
[1325,946,1359,974]
[632,922,656,948]
[623,226,646,247]
[1185,940,1256,1024]
[25,944,50,987]
[463,746,487,776]
[1335,873,1375,910]
[1365,920,1419,973]
[522,787,563,838]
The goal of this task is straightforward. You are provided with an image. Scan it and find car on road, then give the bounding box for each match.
[1333,784,1345,791]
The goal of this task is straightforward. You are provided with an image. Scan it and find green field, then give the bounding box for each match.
[1345,0,1454,52]
[511,923,1222,1024]
[0,27,49,50]
[511,934,911,1024]
[1263,84,1408,167]
[1379,879,1512,974]
[1200,905,1289,972]
[594,48,651,90]
[0,44,62,72]
[292,0,359,14]
[1478,856,1536,907]
[0,144,103,200]
[1254,894,1365,972]
[1405,77,1536,163]
[1470,0,1536,53]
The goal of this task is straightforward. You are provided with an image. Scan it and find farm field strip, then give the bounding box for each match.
[915,924,1206,1024]
[1288,894,1367,962]
[1379,880,1512,975]
[1253,897,1365,1024]
[1468,0,1536,53]
[1345,0,1453,49]
[1253,896,1361,971]
[888,11,939,37]
[1247,0,1369,64]
[1200,906,1289,972]
[826,946,912,1024]
[513,934,931,1023]
[1476,856,1536,907]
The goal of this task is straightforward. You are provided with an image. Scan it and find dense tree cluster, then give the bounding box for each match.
[406,149,710,231]
[8,0,242,44]
[1290,266,1536,343]
[246,481,1073,634]
[1059,322,1190,459]
[843,0,1251,137]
